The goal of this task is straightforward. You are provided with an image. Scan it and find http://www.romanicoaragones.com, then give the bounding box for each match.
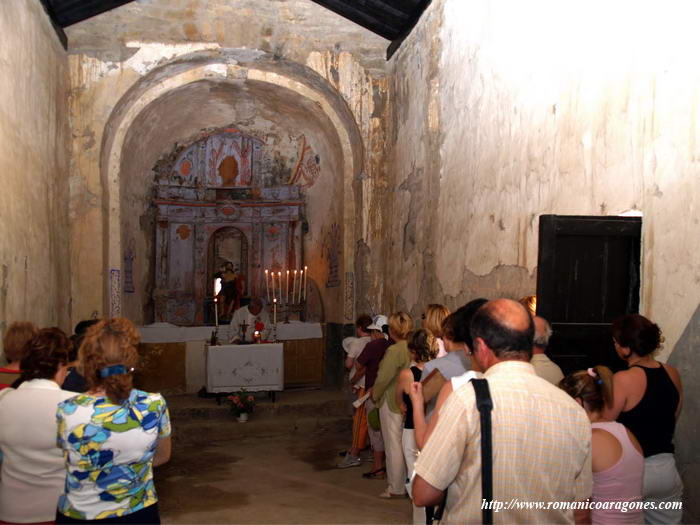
[482,499,682,514]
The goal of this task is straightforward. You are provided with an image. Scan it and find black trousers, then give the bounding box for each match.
[56,504,160,525]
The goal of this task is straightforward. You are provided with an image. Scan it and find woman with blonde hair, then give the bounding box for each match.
[371,311,413,499]
[0,321,38,389]
[423,304,450,358]
[56,318,171,524]
[560,365,644,524]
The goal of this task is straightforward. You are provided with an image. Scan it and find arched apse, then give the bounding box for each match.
[100,49,364,324]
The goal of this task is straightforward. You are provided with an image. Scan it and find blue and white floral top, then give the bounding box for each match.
[56,389,171,520]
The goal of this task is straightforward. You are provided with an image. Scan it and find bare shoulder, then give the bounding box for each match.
[591,427,623,472]
[592,426,616,442]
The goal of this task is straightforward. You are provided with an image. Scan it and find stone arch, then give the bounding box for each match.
[99,49,364,320]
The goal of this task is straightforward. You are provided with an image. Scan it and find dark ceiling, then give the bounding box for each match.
[39,0,431,59]
[308,0,432,58]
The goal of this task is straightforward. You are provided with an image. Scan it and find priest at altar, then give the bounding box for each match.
[229,297,271,343]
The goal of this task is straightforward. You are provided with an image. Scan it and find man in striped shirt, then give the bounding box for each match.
[413,299,591,524]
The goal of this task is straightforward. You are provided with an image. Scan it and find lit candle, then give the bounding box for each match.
[286,270,290,304]
[273,297,277,326]
[278,272,283,306]
[264,270,270,302]
[292,270,298,305]
[303,265,308,300]
[214,277,222,327]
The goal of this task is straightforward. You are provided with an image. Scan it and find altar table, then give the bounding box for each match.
[206,343,284,393]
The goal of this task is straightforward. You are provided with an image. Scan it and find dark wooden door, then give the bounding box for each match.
[536,215,642,375]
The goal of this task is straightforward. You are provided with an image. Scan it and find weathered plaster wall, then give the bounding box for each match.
[66,1,389,325]
[387,0,700,514]
[306,52,392,319]
[387,0,700,352]
[669,307,700,523]
[0,0,71,347]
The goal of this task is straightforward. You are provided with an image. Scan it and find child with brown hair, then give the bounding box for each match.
[560,365,644,524]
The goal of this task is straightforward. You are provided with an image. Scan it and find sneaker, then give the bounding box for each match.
[378,489,407,499]
[336,454,361,469]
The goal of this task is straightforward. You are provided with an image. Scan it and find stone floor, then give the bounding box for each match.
[156,391,410,524]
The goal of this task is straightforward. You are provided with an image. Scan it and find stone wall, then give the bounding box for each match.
[0,0,71,352]
[385,0,700,515]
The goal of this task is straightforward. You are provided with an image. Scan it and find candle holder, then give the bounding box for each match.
[263,266,309,308]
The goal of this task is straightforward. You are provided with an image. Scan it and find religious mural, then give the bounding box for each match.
[288,135,321,189]
[171,129,264,188]
[321,222,341,288]
[152,127,309,325]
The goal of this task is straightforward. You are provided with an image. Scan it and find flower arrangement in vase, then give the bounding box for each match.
[227,391,256,422]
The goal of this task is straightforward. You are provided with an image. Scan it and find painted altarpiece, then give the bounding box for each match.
[153,129,304,325]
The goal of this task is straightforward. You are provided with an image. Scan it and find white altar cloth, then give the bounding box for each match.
[206,343,284,393]
[138,322,322,343]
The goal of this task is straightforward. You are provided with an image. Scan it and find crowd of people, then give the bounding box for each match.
[339,299,684,524]
[0,297,684,525]
[0,318,171,524]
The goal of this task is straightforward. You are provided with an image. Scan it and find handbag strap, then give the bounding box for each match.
[472,378,494,525]
[431,378,494,525]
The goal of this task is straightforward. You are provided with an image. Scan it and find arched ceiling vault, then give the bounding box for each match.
[100,49,364,316]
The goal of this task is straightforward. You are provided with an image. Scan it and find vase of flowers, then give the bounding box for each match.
[227,390,256,422]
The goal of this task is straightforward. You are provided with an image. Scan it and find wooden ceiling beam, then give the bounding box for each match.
[48,0,136,27]
[387,0,433,60]
[38,0,67,49]
[309,0,403,40]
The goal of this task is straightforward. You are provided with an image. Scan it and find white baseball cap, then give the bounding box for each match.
[367,314,388,331]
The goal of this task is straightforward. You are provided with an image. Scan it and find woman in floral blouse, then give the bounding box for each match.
[56,318,171,524]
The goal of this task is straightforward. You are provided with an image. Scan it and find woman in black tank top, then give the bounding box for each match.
[395,329,437,525]
[606,314,684,524]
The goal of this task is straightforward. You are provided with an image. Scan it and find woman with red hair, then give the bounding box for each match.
[0,321,37,390]
[55,318,171,524]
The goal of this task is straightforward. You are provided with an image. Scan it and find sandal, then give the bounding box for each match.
[362,467,386,480]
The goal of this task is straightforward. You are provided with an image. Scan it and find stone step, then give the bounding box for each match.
[166,389,352,420]
[172,414,351,446]
[165,389,355,445]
